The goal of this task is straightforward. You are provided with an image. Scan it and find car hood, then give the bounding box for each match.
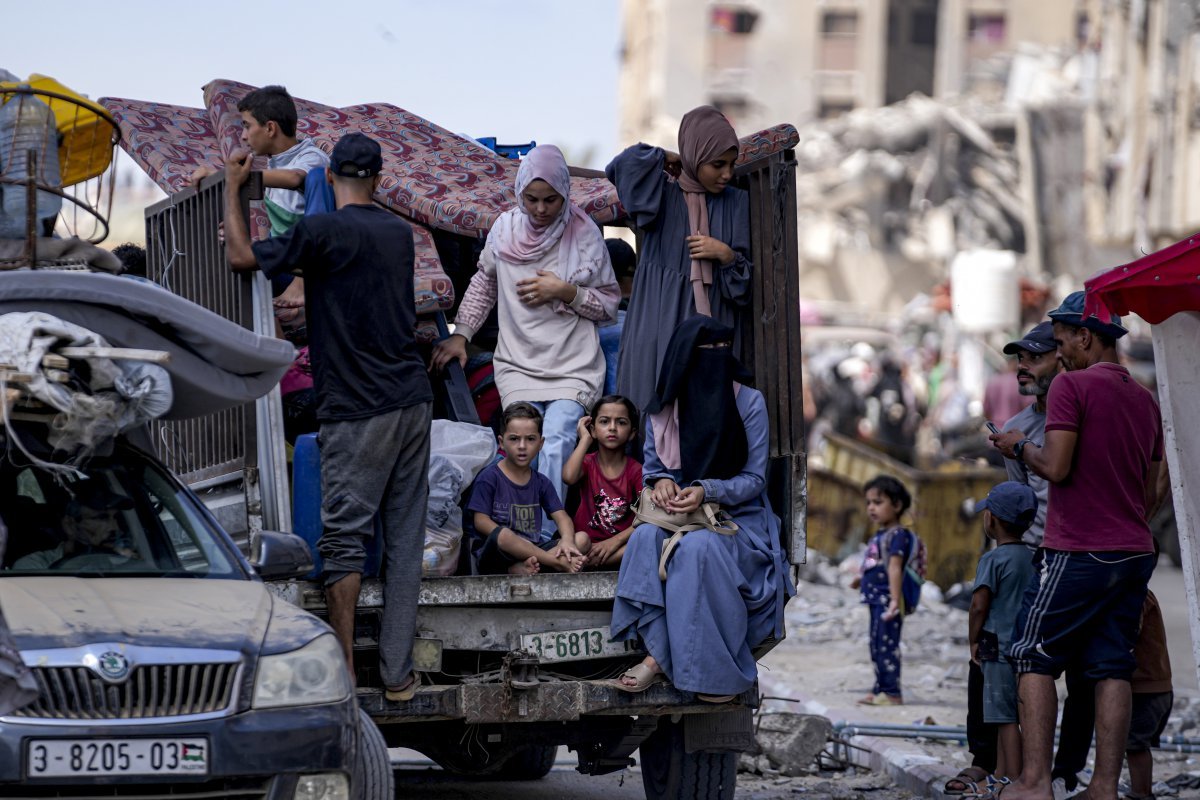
[0,578,272,653]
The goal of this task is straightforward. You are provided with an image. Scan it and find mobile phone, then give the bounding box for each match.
[985,421,1000,435]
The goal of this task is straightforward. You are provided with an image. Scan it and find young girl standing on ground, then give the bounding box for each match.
[853,475,916,706]
[562,395,643,569]
[605,106,752,412]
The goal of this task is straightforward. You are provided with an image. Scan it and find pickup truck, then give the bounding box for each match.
[116,100,806,800]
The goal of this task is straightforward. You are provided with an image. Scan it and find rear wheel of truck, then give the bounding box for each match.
[495,744,557,780]
[638,717,737,800]
[354,708,395,800]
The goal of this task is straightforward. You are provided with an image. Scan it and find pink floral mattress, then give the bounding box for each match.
[99,94,455,331]
[101,81,800,342]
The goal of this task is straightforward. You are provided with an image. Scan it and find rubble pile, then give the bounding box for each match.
[794,93,1025,266]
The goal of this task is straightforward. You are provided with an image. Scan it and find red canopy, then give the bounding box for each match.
[1084,233,1200,324]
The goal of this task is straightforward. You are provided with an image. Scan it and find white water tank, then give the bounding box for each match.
[951,249,1020,333]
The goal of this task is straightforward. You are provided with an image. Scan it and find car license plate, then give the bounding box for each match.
[520,627,630,663]
[26,738,209,778]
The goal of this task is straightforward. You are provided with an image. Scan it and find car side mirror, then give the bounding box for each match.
[250,530,315,580]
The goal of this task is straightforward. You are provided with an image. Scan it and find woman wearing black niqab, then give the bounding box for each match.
[610,318,793,698]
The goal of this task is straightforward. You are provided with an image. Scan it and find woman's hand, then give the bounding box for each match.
[650,479,682,510]
[686,235,735,266]
[663,150,682,179]
[516,270,575,307]
[667,485,705,515]
[430,334,468,372]
[576,415,594,445]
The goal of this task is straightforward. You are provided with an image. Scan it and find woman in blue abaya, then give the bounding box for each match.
[610,317,793,700]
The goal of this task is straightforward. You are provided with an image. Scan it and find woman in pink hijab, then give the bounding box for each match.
[432,144,620,522]
[604,106,751,414]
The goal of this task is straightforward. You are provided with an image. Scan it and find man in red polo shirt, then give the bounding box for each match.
[990,290,1163,800]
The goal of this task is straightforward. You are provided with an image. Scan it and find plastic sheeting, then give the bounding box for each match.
[423,420,497,577]
[0,312,172,456]
[0,271,293,419]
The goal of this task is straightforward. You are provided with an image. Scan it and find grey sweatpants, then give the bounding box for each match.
[317,402,432,686]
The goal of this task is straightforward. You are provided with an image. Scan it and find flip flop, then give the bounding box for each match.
[613,663,666,693]
[945,767,989,796]
[384,671,420,702]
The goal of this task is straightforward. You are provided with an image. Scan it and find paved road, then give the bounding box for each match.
[390,749,891,800]
[1150,563,1198,692]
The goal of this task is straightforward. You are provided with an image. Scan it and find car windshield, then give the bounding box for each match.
[1,448,244,579]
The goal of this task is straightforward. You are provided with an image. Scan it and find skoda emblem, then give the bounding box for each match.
[96,651,130,681]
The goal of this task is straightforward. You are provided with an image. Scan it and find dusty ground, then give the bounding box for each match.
[759,565,1200,797]
[391,749,916,799]
[387,562,1200,798]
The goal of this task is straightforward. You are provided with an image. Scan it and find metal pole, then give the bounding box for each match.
[24,149,37,263]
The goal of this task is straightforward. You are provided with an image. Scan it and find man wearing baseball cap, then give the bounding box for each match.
[950,322,1063,796]
[998,321,1058,547]
[989,291,1163,800]
[224,132,433,703]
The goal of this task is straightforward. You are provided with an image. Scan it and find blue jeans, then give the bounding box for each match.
[528,399,585,534]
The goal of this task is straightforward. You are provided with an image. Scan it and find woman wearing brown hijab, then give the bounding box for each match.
[604,106,753,413]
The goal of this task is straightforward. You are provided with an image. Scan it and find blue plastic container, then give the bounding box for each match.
[291,433,382,579]
[474,137,536,159]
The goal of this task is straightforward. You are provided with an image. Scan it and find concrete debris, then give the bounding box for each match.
[794,93,1025,261]
[753,712,834,776]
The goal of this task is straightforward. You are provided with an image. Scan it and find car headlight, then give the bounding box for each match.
[253,634,352,709]
[294,772,349,800]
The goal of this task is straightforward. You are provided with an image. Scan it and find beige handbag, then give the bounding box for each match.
[631,486,738,580]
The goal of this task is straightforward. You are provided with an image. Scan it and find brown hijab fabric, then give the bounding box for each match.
[675,106,739,316]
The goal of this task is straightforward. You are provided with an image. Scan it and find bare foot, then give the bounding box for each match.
[994,779,1053,800]
[507,556,540,576]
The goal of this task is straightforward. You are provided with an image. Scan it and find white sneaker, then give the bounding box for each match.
[1052,778,1070,800]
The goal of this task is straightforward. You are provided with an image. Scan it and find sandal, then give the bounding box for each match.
[945,767,989,796]
[860,693,903,706]
[965,778,1009,800]
[384,671,420,702]
[613,662,666,693]
[697,693,736,703]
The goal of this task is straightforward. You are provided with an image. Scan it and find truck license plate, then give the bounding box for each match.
[521,627,629,663]
[26,738,209,778]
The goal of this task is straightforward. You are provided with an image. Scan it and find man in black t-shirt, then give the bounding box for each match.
[225,132,432,702]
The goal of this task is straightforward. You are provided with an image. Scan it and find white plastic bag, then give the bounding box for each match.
[422,420,496,577]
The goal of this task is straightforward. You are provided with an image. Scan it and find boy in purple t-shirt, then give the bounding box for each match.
[469,402,591,575]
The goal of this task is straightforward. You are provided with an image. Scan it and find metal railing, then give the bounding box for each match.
[143,172,291,535]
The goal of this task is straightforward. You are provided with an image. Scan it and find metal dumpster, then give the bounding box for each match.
[808,433,1005,588]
